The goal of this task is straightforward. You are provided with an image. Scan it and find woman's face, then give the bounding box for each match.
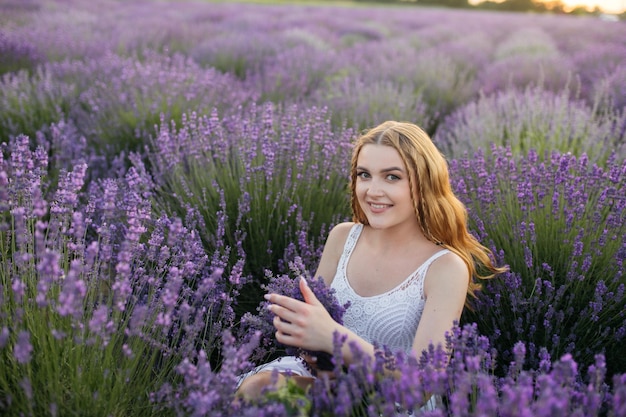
[355,144,418,231]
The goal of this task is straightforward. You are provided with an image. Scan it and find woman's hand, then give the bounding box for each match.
[265,277,339,354]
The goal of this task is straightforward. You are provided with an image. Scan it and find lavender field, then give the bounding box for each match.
[1,0,626,415]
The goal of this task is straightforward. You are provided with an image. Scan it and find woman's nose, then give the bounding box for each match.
[366,179,384,196]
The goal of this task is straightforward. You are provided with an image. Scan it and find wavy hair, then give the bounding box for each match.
[350,121,506,300]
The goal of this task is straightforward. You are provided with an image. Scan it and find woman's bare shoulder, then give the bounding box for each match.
[314,222,355,284]
[424,250,470,296]
[328,221,355,239]
[324,222,355,253]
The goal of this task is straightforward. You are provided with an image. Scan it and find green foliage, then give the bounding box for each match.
[0,52,39,77]
[208,52,250,79]
[263,379,312,416]
[411,51,476,122]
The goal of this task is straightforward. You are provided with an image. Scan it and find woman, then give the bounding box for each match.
[236,121,506,408]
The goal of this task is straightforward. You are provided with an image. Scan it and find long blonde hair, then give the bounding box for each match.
[350,121,506,300]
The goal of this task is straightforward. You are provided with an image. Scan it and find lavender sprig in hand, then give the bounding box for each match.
[242,268,349,372]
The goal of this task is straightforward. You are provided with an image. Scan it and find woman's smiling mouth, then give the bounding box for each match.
[369,203,391,210]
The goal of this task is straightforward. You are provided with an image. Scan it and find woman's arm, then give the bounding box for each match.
[411,252,469,359]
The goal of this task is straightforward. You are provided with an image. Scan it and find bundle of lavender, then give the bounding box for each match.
[240,259,349,372]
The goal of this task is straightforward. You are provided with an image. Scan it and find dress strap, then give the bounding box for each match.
[342,223,363,256]
[420,249,451,271]
[336,223,363,275]
[394,248,450,294]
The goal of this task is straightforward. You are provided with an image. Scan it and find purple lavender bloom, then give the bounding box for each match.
[13,331,33,365]
[612,374,626,417]
[36,249,61,307]
[56,259,87,319]
[0,327,9,349]
[50,163,87,214]
[88,304,110,337]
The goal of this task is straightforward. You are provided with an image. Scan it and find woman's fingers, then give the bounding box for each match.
[273,316,303,345]
[265,293,304,311]
[269,300,311,346]
[267,294,315,328]
[268,301,301,324]
[272,313,295,330]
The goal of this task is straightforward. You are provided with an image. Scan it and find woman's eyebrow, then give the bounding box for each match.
[356,166,405,173]
[381,167,405,173]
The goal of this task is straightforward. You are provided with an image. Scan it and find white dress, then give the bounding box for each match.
[238,223,449,411]
[331,223,450,354]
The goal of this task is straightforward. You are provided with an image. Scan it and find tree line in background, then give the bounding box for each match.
[353,0,626,19]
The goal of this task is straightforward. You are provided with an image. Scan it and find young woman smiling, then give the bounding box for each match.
[236,121,507,411]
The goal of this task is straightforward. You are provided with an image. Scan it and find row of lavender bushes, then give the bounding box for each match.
[3,0,626,151]
[1,0,625,415]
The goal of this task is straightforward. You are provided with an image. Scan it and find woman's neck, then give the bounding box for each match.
[362,222,432,254]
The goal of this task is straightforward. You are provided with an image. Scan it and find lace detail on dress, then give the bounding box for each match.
[331,223,450,353]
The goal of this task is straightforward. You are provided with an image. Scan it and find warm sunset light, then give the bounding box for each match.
[557,0,625,13]
[470,0,626,13]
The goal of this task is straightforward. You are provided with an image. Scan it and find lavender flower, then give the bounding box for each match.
[56,259,87,319]
[13,331,33,365]
[0,327,9,349]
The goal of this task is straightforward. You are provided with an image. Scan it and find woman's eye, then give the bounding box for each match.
[386,174,400,181]
[357,171,370,179]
